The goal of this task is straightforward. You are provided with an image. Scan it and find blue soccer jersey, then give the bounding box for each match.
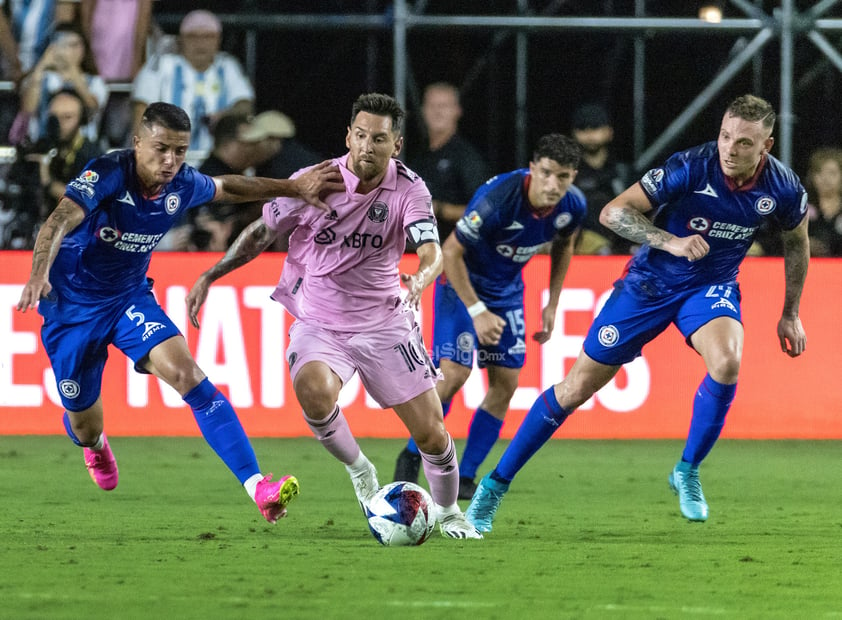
[452,169,586,305]
[40,150,217,323]
[582,141,808,366]
[628,141,807,293]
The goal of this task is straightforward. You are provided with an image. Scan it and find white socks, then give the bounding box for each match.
[243,473,263,501]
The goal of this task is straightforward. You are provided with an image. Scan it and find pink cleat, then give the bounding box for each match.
[83,434,119,491]
[255,474,300,524]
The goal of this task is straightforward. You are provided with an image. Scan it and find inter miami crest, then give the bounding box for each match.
[368,202,388,223]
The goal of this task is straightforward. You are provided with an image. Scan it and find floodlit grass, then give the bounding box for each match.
[0,436,840,619]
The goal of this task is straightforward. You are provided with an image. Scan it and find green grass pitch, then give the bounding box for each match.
[1,436,840,619]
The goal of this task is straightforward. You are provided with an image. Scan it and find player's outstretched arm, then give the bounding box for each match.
[400,240,442,308]
[187,218,278,328]
[212,161,344,211]
[777,214,809,357]
[601,183,710,261]
[16,197,85,312]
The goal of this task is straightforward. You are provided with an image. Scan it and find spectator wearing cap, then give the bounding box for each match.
[246,110,325,180]
[239,109,323,251]
[570,102,632,255]
[130,9,254,152]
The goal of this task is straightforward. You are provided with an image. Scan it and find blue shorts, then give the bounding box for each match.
[432,280,525,370]
[40,289,182,411]
[582,277,743,366]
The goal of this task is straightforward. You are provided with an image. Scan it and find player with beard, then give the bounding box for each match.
[186,93,483,539]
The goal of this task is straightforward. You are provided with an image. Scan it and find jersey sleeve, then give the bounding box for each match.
[563,186,588,233]
[638,149,693,208]
[454,180,502,247]
[401,179,437,247]
[180,167,218,208]
[64,156,123,214]
[774,175,809,231]
[262,196,304,234]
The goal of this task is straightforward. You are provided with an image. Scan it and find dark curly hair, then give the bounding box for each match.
[533,133,582,169]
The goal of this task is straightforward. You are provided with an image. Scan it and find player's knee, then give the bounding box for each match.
[437,362,471,401]
[150,356,205,394]
[483,383,517,412]
[412,419,448,454]
[294,377,339,418]
[707,354,741,384]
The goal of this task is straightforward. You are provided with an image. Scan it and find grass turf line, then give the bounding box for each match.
[0,436,839,619]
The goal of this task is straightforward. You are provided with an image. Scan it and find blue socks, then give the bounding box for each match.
[682,374,736,466]
[460,408,503,480]
[493,387,569,483]
[406,399,453,455]
[184,378,260,484]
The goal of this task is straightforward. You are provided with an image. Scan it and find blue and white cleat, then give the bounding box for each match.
[465,473,510,533]
[669,461,708,522]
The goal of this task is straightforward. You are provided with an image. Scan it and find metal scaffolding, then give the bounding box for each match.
[150,2,842,169]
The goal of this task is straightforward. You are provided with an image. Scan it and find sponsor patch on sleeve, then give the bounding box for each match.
[69,180,96,198]
[640,168,664,195]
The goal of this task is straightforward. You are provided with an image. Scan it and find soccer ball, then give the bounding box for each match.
[365,481,437,546]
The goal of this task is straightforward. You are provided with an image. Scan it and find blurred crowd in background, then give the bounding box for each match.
[1,2,841,257]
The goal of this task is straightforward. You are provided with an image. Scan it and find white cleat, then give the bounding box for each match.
[438,509,484,539]
[350,459,380,514]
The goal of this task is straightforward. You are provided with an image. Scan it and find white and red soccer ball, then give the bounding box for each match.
[365,481,437,546]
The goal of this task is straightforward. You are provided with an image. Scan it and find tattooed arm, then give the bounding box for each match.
[186,218,278,328]
[17,197,86,312]
[777,214,809,357]
[600,183,710,262]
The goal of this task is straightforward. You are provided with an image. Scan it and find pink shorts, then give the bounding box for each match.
[286,310,441,408]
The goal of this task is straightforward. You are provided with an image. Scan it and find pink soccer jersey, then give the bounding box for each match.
[263,154,437,331]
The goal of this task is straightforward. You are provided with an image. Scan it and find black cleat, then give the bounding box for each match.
[392,447,422,483]
[458,476,478,500]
